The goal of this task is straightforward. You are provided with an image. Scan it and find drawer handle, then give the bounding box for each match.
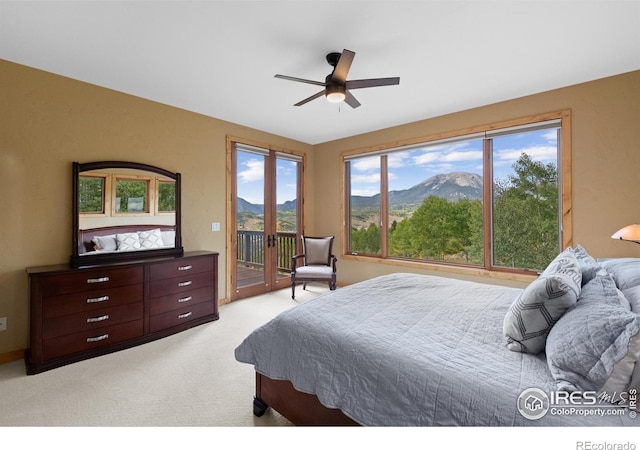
[178,311,193,319]
[178,265,192,271]
[87,276,110,284]
[87,314,110,323]
[178,296,193,303]
[177,280,192,287]
[87,334,109,343]
[87,295,109,304]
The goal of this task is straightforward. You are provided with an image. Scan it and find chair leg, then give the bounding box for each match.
[291,280,295,299]
[303,282,307,291]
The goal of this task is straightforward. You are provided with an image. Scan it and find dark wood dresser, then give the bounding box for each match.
[26,251,218,374]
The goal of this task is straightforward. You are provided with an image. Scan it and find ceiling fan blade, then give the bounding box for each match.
[294,90,326,106]
[344,91,361,109]
[345,77,400,90]
[275,74,326,87]
[331,49,355,84]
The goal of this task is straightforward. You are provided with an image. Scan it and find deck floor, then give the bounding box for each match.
[237,265,290,288]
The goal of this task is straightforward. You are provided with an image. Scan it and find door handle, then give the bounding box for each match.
[267,234,272,248]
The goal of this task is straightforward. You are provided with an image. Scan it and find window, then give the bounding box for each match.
[78,175,105,214]
[345,112,569,274]
[158,180,176,213]
[114,178,149,213]
[78,173,175,217]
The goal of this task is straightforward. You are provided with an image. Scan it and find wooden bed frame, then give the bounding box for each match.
[253,372,358,425]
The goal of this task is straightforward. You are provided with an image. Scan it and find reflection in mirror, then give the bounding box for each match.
[71,161,183,268]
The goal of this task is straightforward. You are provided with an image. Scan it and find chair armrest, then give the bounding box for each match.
[292,254,304,271]
[330,255,337,272]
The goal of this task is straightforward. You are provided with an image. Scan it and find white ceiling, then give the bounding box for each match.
[1,1,639,145]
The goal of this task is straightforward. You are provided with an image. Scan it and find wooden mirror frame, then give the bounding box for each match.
[70,161,183,268]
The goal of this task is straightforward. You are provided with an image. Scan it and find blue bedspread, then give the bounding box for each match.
[235,273,636,426]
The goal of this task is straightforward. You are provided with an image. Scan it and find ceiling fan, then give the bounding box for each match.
[274,49,400,108]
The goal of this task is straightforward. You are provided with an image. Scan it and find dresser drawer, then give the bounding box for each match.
[41,266,143,297]
[149,256,214,281]
[43,284,143,319]
[42,319,144,361]
[43,303,144,340]
[150,286,214,316]
[149,301,214,333]
[149,271,213,298]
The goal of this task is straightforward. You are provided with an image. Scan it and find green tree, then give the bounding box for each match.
[351,223,381,254]
[493,153,558,270]
[388,196,482,262]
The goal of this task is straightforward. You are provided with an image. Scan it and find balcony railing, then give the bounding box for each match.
[237,230,297,273]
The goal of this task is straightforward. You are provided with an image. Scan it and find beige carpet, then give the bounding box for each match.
[0,283,329,427]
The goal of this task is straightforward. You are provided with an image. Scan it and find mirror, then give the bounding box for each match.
[70,161,183,267]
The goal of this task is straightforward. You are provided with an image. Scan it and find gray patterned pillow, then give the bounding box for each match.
[116,232,141,251]
[138,228,163,249]
[503,250,582,354]
[571,244,601,285]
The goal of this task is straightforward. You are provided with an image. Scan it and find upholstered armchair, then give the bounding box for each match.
[291,235,337,299]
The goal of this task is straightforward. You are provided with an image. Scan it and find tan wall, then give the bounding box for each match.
[2,58,639,356]
[314,70,640,287]
[0,59,313,354]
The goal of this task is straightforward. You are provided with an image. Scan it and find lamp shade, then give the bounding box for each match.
[611,224,640,243]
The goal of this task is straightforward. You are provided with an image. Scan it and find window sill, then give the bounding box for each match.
[342,253,539,284]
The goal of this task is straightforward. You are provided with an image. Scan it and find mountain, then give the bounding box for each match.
[351,172,483,209]
[237,197,263,214]
[238,172,482,213]
[236,198,297,214]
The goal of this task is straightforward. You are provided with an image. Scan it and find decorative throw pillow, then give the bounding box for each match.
[92,234,117,252]
[138,228,163,249]
[116,232,141,251]
[571,244,602,286]
[503,249,581,354]
[546,287,640,392]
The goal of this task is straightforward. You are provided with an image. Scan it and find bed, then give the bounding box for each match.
[235,246,640,426]
[77,224,176,254]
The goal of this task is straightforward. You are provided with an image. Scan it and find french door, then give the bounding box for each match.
[228,141,303,301]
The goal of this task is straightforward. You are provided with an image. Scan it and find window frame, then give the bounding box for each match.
[341,110,572,279]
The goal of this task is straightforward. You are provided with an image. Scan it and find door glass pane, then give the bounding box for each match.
[236,150,266,288]
[492,128,560,271]
[275,155,299,281]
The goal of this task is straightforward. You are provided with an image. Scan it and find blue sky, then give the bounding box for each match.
[236,151,298,204]
[236,128,559,203]
[352,128,559,197]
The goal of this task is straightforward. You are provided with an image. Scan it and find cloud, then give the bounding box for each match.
[494,145,557,164]
[352,156,380,172]
[238,158,264,183]
[352,173,381,184]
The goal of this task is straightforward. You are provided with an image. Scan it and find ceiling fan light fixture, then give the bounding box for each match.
[326,84,346,103]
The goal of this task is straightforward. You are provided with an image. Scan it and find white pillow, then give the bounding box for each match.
[92,234,117,252]
[116,232,141,251]
[161,230,175,247]
[138,228,163,249]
